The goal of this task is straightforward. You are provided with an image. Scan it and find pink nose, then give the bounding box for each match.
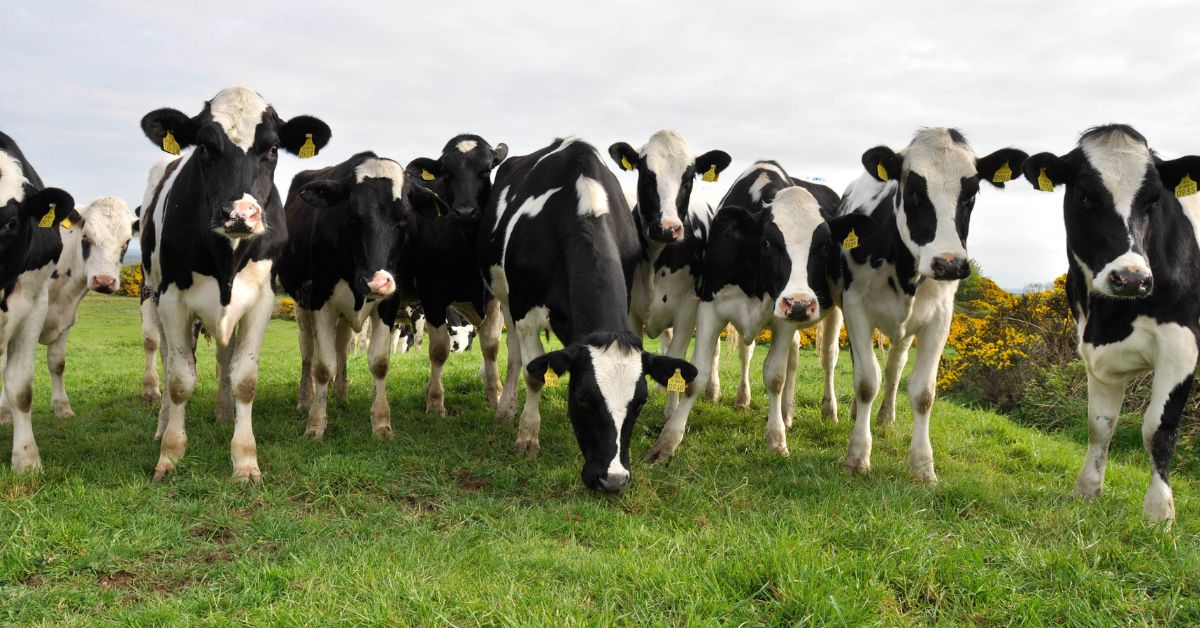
[90,274,118,293]
[227,198,263,233]
[659,220,683,241]
[367,271,395,297]
[779,294,818,321]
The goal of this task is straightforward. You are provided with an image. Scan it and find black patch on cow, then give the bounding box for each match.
[902,172,937,245]
[1152,375,1193,483]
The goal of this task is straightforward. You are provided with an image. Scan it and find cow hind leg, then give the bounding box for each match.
[425,323,451,417]
[664,306,697,419]
[366,311,394,438]
[304,308,339,440]
[334,317,351,402]
[477,300,504,409]
[494,304,521,424]
[735,338,754,411]
[782,329,800,429]
[214,327,237,424]
[47,331,74,418]
[878,335,913,432]
[513,312,548,456]
[296,308,315,410]
[818,307,841,423]
[141,298,162,403]
[647,305,722,461]
[7,304,48,473]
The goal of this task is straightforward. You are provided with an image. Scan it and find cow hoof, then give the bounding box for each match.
[303,425,325,440]
[704,389,721,404]
[12,448,43,474]
[53,402,75,419]
[296,401,311,412]
[644,436,680,463]
[1144,492,1176,525]
[372,424,395,439]
[843,455,871,475]
[515,438,540,457]
[152,460,175,482]
[426,403,448,418]
[734,402,751,413]
[766,430,789,456]
[783,414,794,429]
[142,390,161,404]
[909,461,938,484]
[0,408,10,425]
[878,404,896,426]
[821,398,838,424]
[232,464,262,484]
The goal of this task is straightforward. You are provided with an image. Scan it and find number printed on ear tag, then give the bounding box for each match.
[1037,168,1054,192]
[1176,174,1198,198]
[992,161,1012,183]
[843,229,860,251]
[702,164,719,183]
[544,368,560,388]
[667,369,687,393]
[298,133,317,159]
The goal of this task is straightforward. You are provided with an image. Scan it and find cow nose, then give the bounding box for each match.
[930,254,969,280]
[90,274,118,294]
[658,220,684,242]
[223,196,264,235]
[452,205,479,221]
[365,270,396,298]
[779,295,818,321]
[596,470,630,493]
[1107,268,1153,297]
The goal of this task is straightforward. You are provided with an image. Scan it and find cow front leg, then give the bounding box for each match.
[366,310,394,438]
[878,335,913,431]
[425,323,451,417]
[7,301,48,473]
[333,316,351,402]
[513,312,547,456]
[1071,373,1125,500]
[647,303,721,461]
[764,322,797,455]
[296,307,315,410]
[905,322,950,483]
[819,307,842,423]
[46,330,74,418]
[304,307,339,440]
[843,305,881,474]
[140,297,162,403]
[153,293,195,481]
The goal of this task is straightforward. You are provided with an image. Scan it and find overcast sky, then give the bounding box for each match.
[4,1,1196,289]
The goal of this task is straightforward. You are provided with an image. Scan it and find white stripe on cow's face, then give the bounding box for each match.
[585,342,642,479]
[898,129,977,275]
[575,175,609,217]
[1081,131,1152,224]
[207,87,269,152]
[456,139,478,153]
[354,158,406,200]
[642,130,694,227]
[769,187,824,319]
[0,151,29,205]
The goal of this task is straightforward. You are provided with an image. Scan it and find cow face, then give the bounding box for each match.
[406,135,507,223]
[862,129,1026,280]
[73,196,135,294]
[1023,125,1192,299]
[609,131,731,243]
[527,333,697,493]
[298,158,447,300]
[139,86,331,242]
[449,322,475,352]
[0,151,73,289]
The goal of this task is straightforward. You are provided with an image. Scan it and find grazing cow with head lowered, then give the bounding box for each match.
[646,161,867,460]
[138,86,331,482]
[482,137,697,493]
[834,128,1026,482]
[0,131,74,472]
[0,196,134,422]
[277,151,444,440]
[1022,124,1200,522]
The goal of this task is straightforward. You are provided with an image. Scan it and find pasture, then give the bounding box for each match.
[2,295,1198,624]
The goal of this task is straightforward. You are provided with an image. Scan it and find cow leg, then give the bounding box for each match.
[0,354,9,425]
[425,323,451,417]
[304,307,339,440]
[141,297,162,403]
[153,311,191,443]
[843,306,881,474]
[664,304,697,419]
[473,300,504,409]
[647,303,721,461]
[819,307,842,423]
[1140,333,1196,523]
[366,310,394,438]
[513,311,548,456]
[878,335,914,432]
[46,330,74,418]
[494,304,522,423]
[763,322,797,455]
[153,293,196,480]
[7,297,49,473]
[1071,373,1125,501]
[735,338,754,411]
[905,321,951,483]
[334,317,351,402]
[782,329,800,429]
[227,289,272,483]
[214,326,237,424]
[296,307,315,410]
[706,324,725,403]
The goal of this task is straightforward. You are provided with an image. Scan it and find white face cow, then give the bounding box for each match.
[65,196,135,294]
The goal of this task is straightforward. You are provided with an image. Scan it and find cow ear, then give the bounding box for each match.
[712,205,762,240]
[132,219,141,235]
[608,142,639,172]
[977,148,1029,188]
[280,115,332,158]
[20,188,75,227]
[641,354,698,388]
[527,346,579,384]
[407,184,449,218]
[491,143,509,168]
[828,212,876,247]
[1156,156,1200,199]
[405,157,444,182]
[298,179,351,208]
[862,146,902,183]
[695,150,732,182]
[140,108,196,155]
[1021,152,1072,192]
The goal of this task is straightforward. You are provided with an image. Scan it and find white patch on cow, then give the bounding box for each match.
[641,130,693,227]
[533,137,578,169]
[207,86,269,152]
[501,187,562,264]
[586,342,642,478]
[456,139,478,153]
[1178,194,1200,255]
[491,186,511,233]
[1081,130,1152,223]
[575,175,609,217]
[354,158,406,200]
[840,172,898,217]
[898,128,978,274]
[147,150,195,287]
[449,323,475,352]
[0,150,29,205]
[767,187,824,319]
[1093,251,1152,296]
[749,172,772,204]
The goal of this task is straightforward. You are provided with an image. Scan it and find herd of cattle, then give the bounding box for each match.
[1,86,1198,523]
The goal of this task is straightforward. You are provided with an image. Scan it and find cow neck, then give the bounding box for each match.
[853,206,921,295]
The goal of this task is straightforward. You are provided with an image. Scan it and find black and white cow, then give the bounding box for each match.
[138,86,331,482]
[646,161,866,460]
[373,135,508,418]
[607,131,732,415]
[1022,124,1200,522]
[481,137,697,492]
[277,151,444,440]
[0,196,134,421]
[833,128,1026,482]
[0,131,74,472]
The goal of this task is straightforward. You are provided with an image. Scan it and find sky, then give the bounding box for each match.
[4,1,1197,290]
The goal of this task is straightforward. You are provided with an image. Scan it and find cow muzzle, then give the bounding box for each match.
[220,196,265,237]
[89,274,118,294]
[594,469,630,494]
[364,270,396,299]
[651,219,684,243]
[451,205,480,223]
[930,253,969,280]
[778,294,818,322]
[1105,268,1153,298]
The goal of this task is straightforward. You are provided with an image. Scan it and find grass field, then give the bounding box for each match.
[1,295,1198,624]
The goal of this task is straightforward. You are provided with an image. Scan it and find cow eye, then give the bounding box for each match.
[1,218,16,233]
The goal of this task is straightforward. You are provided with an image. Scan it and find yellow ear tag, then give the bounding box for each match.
[666,369,687,393]
[876,162,889,181]
[992,161,1012,184]
[1176,174,1198,198]
[60,217,73,230]
[298,133,317,159]
[420,169,436,181]
[843,229,860,251]
[543,367,560,388]
[702,164,719,183]
[38,204,57,229]
[620,155,634,171]
[162,131,180,155]
[1037,168,1054,192]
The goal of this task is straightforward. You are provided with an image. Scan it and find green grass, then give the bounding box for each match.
[2,295,1199,624]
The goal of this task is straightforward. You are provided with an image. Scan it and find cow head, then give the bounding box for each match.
[298,156,447,300]
[140,86,331,241]
[862,128,1026,280]
[609,131,731,243]
[0,149,73,290]
[70,196,136,294]
[449,322,476,352]
[1022,125,1192,299]
[405,134,507,223]
[527,332,697,494]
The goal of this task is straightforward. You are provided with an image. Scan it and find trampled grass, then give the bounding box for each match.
[1,295,1198,624]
